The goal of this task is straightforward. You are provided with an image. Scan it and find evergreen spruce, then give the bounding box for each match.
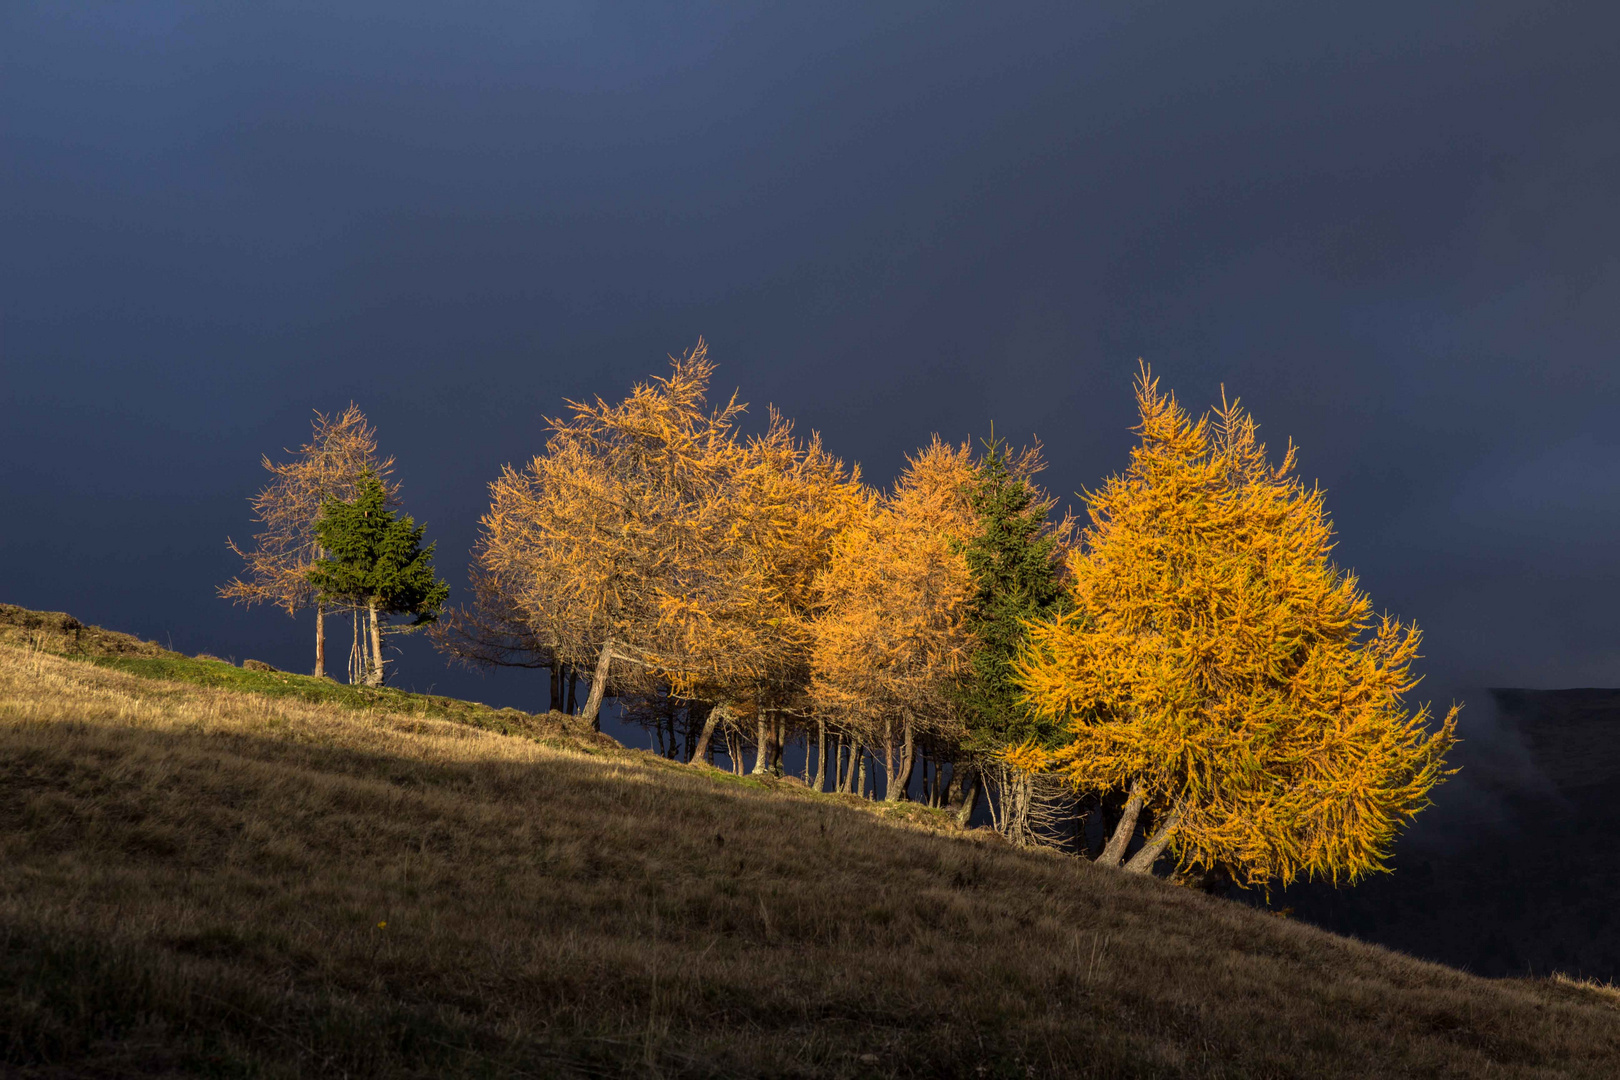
[956,438,1070,756]
[308,473,448,685]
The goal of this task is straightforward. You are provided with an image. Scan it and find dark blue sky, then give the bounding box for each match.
[4,2,1618,788]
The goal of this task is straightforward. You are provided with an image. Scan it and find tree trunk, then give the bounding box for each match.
[857,749,869,799]
[954,767,980,827]
[882,719,898,801]
[691,703,727,764]
[1097,781,1145,867]
[1124,808,1181,874]
[941,760,960,807]
[813,718,828,791]
[349,608,362,685]
[750,714,772,775]
[549,663,561,713]
[580,639,614,730]
[366,599,384,686]
[897,714,916,802]
[314,604,326,678]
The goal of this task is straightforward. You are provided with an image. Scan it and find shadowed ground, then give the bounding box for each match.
[3,636,1619,1077]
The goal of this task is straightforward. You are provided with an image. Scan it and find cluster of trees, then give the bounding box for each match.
[228,345,1457,889]
[223,407,446,686]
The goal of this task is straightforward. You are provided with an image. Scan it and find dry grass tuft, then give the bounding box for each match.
[3,642,1619,1077]
[0,603,172,659]
[1550,972,1620,1007]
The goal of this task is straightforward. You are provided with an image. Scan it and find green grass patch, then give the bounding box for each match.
[86,653,589,745]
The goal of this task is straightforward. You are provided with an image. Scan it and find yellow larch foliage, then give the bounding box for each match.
[223,404,398,616]
[1014,366,1458,888]
[477,340,862,724]
[651,407,866,709]
[811,438,979,745]
[479,341,744,688]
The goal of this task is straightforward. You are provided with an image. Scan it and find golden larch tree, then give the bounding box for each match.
[1012,367,1458,888]
[477,342,743,726]
[811,438,979,800]
[676,411,867,770]
[475,340,863,746]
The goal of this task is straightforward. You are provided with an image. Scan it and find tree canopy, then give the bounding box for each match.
[474,340,862,734]
[1012,366,1458,887]
[308,473,448,685]
[811,438,980,795]
[222,405,398,677]
[954,436,1073,758]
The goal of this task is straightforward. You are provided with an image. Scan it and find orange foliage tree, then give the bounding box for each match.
[679,411,866,770]
[1012,367,1458,888]
[472,341,863,743]
[811,438,979,800]
[222,406,398,679]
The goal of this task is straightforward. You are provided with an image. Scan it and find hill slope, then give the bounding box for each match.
[2,623,1618,1077]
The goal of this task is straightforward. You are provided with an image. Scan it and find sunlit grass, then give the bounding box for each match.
[3,642,1619,1077]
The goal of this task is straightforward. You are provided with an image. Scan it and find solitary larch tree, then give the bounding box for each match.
[1013,366,1458,889]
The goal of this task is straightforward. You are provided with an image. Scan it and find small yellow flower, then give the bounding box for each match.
[377,921,387,929]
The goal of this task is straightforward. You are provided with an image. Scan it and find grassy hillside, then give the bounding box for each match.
[2,619,1619,1076]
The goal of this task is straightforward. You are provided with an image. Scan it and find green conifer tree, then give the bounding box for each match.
[951,437,1071,841]
[956,438,1070,754]
[308,473,449,686]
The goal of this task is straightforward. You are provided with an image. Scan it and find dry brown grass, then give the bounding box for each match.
[3,643,1619,1078]
[0,603,172,659]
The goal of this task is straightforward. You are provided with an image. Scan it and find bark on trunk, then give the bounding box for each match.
[1124,808,1181,874]
[690,703,727,764]
[1097,781,1145,867]
[366,600,384,686]
[856,749,869,799]
[897,714,916,802]
[750,714,772,775]
[954,767,980,827]
[882,719,898,801]
[814,719,828,792]
[349,609,362,685]
[580,639,614,730]
[314,604,326,679]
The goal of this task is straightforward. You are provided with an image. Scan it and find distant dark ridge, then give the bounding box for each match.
[1490,688,1620,793]
[1273,687,1620,980]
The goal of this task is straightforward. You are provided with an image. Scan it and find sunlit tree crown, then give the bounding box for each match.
[1014,366,1458,888]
